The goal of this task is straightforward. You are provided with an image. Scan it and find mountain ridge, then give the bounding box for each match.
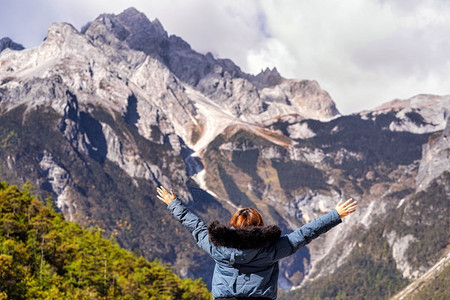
[0,37,24,53]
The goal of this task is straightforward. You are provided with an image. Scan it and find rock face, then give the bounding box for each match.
[361,94,449,133]
[416,114,450,191]
[0,37,24,53]
[81,7,340,122]
[39,150,76,221]
[0,7,449,297]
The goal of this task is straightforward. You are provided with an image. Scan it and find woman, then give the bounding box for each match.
[157,186,357,300]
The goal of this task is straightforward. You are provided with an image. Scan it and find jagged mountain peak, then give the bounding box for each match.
[120,6,145,17]
[250,67,284,88]
[261,66,280,76]
[45,22,81,43]
[0,37,25,53]
[2,7,345,155]
[78,7,340,121]
[116,7,168,40]
[0,6,342,159]
[80,8,170,61]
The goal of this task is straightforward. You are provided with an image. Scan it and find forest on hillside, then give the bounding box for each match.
[0,182,211,299]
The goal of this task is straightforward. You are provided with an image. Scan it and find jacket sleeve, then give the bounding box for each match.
[271,209,342,261]
[167,198,215,256]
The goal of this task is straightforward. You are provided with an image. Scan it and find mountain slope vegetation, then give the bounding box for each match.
[279,172,450,299]
[0,182,211,299]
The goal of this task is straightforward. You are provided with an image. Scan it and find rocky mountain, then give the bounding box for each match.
[0,37,24,53]
[1,7,449,298]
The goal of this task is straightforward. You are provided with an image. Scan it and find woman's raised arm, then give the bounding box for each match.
[271,198,357,261]
[156,186,216,256]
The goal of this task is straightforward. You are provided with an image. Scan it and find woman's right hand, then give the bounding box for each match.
[335,198,357,219]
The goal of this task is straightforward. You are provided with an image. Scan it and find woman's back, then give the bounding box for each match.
[208,221,282,298]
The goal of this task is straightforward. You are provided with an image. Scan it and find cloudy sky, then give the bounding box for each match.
[1,0,449,114]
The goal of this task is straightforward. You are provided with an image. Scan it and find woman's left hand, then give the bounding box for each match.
[157,186,177,205]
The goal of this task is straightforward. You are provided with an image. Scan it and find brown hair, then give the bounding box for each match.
[229,207,265,228]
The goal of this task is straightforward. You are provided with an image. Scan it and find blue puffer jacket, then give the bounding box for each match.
[167,198,342,299]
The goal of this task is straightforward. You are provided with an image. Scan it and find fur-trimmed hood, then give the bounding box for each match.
[208,221,282,250]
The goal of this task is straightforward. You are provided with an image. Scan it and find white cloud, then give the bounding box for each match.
[1,0,449,114]
[246,0,450,113]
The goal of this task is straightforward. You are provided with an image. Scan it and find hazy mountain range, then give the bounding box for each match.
[1,7,449,299]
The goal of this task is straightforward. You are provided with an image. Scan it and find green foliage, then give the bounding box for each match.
[376,172,450,271]
[0,130,17,149]
[0,182,211,299]
[280,173,450,300]
[403,172,450,269]
[412,260,450,300]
